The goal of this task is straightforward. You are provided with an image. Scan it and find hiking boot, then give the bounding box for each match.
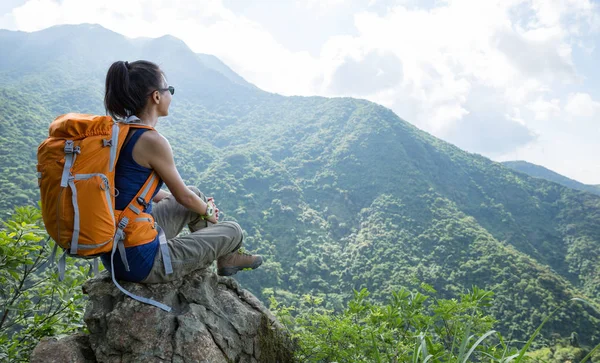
[217,250,263,276]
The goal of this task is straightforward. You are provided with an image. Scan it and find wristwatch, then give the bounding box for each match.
[201,203,215,220]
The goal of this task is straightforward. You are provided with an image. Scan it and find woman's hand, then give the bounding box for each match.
[205,197,219,224]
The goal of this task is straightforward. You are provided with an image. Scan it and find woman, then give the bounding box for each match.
[100,60,262,283]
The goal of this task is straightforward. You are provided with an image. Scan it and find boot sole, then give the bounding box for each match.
[218,256,264,276]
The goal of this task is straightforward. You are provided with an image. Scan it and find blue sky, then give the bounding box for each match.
[1,0,599,183]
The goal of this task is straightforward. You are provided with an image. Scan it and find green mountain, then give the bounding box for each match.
[503,160,600,196]
[1,24,600,345]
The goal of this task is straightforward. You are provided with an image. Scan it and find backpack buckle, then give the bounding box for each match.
[63,141,81,154]
[118,217,129,230]
[137,197,149,208]
[64,140,74,154]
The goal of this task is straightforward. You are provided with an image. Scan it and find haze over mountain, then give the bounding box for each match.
[1,24,600,344]
[503,160,600,196]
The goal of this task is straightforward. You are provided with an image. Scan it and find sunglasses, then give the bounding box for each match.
[150,86,175,96]
[160,86,175,95]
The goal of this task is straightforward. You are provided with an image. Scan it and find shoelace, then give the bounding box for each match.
[236,249,253,257]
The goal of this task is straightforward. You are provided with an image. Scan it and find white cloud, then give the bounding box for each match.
[527,97,561,121]
[497,131,600,185]
[313,1,539,142]
[529,0,598,33]
[499,91,600,184]
[300,0,347,11]
[565,92,600,119]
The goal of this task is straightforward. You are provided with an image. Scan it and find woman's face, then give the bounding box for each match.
[157,74,172,117]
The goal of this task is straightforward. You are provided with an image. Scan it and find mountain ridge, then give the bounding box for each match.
[503,160,600,196]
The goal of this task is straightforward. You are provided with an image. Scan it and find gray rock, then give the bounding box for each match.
[30,333,96,363]
[32,269,295,363]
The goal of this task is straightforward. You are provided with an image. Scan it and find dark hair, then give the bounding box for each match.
[104,60,165,119]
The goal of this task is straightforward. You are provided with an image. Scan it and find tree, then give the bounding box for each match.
[0,206,88,362]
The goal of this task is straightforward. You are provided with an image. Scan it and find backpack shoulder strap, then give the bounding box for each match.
[111,171,171,312]
[113,118,155,171]
[124,171,161,218]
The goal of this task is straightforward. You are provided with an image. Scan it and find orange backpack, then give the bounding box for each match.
[37,113,172,311]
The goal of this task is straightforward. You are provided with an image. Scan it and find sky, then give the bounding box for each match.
[1,0,599,184]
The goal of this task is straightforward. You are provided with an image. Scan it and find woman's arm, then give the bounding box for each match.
[138,131,217,223]
[152,189,171,203]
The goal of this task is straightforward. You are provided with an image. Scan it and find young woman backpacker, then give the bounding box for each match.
[101,60,263,287]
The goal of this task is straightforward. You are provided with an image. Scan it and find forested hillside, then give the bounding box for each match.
[1,24,600,347]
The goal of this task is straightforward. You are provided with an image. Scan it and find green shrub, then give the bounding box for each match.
[0,206,88,362]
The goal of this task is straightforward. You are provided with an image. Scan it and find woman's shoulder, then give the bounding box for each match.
[137,129,165,144]
[136,129,171,153]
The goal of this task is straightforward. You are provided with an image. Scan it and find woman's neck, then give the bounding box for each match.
[136,110,159,127]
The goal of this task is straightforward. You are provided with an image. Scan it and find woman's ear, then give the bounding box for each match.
[152,91,160,104]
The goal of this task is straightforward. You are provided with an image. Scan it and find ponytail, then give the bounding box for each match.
[104,60,164,119]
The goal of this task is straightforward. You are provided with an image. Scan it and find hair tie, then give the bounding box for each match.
[124,61,130,69]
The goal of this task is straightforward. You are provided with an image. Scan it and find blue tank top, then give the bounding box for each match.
[100,128,163,282]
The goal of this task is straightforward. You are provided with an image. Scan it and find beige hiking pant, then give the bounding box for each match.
[141,186,243,283]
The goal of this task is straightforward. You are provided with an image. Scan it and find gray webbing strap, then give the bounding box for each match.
[109,229,172,312]
[139,174,157,200]
[123,115,141,123]
[158,227,173,275]
[58,250,67,281]
[117,237,130,272]
[67,179,80,255]
[60,140,75,187]
[128,205,141,214]
[50,242,58,266]
[115,218,130,272]
[109,123,120,172]
[87,258,100,277]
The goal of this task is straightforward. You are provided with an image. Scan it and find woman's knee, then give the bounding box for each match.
[222,221,243,243]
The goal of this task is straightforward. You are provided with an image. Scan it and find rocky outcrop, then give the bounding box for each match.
[31,333,96,363]
[31,269,295,363]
